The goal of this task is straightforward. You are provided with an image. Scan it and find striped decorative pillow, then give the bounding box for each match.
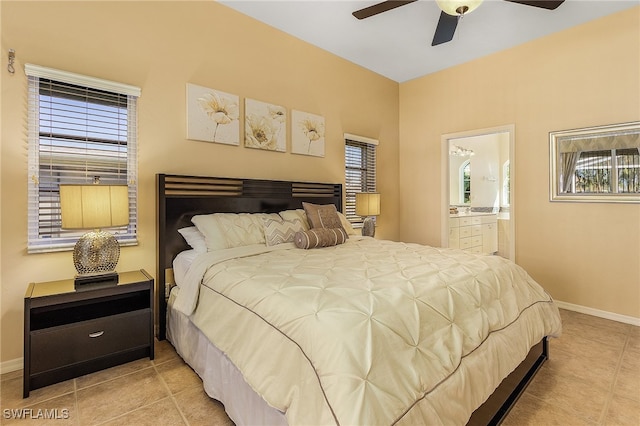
[293,228,348,249]
[263,217,305,246]
[302,202,346,234]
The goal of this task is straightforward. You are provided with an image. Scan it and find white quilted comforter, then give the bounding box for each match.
[176,237,562,425]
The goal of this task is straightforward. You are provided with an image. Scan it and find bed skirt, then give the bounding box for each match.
[167,289,288,425]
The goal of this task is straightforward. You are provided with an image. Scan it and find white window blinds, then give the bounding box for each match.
[345,136,377,226]
[26,65,140,253]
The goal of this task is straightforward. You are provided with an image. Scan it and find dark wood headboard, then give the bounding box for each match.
[156,174,342,340]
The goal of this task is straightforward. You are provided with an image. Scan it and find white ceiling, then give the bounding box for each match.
[220,0,639,82]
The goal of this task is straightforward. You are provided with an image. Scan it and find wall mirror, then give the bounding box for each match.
[550,121,640,203]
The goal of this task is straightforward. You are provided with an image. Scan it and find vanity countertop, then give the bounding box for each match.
[450,211,510,220]
[449,211,496,218]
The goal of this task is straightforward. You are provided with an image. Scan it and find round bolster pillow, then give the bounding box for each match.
[294,228,348,249]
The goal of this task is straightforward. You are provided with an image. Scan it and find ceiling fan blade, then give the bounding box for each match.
[352,0,417,20]
[432,11,459,46]
[503,0,565,10]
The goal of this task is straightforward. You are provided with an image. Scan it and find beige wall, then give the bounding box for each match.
[0,1,400,364]
[1,1,638,367]
[399,8,640,318]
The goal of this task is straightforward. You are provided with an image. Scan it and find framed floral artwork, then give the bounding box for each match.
[186,83,240,145]
[292,110,325,157]
[244,99,286,152]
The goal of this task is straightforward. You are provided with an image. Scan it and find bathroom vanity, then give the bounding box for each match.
[449,212,498,255]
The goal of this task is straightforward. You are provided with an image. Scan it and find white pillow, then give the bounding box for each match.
[173,249,200,287]
[279,209,310,231]
[177,226,207,253]
[263,216,305,246]
[191,212,280,251]
[280,208,356,235]
[337,212,357,236]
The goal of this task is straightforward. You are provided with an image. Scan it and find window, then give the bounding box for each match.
[550,121,639,203]
[570,149,639,194]
[345,135,377,226]
[460,160,471,204]
[617,149,640,193]
[26,65,140,253]
[502,160,510,206]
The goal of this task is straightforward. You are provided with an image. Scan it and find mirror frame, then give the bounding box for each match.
[549,121,640,203]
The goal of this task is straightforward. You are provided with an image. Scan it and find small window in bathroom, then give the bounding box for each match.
[461,160,471,204]
[502,161,510,206]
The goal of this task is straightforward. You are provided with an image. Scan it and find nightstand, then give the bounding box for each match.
[23,270,154,398]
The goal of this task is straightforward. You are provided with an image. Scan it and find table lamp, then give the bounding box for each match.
[59,184,129,286]
[355,192,380,237]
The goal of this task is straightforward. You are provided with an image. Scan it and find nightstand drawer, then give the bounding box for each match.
[30,309,150,374]
[24,269,154,398]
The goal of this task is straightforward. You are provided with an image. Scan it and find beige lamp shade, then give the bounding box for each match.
[60,185,129,229]
[355,192,381,217]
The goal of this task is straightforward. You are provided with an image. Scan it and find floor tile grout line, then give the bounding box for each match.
[514,389,600,426]
[0,372,23,383]
[76,361,170,425]
[12,387,76,411]
[152,361,191,425]
[524,339,618,425]
[535,362,599,423]
[1,351,173,423]
[90,395,175,426]
[596,331,629,425]
[86,363,177,426]
[73,378,79,426]
[74,362,156,392]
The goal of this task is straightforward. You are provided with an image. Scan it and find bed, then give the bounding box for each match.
[156,173,562,425]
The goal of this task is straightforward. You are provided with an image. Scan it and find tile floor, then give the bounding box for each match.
[1,309,638,425]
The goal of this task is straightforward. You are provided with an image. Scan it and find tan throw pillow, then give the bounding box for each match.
[294,228,348,249]
[302,202,345,233]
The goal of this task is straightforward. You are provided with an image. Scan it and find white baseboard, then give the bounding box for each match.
[0,357,23,375]
[555,300,640,326]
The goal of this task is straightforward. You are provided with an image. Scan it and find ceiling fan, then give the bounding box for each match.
[352,0,565,46]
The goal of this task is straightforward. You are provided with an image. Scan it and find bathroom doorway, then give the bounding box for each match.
[440,125,516,261]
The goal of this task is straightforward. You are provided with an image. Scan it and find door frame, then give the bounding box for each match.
[440,124,516,262]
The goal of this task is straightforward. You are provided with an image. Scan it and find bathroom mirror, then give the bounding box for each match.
[448,133,509,212]
[550,121,640,203]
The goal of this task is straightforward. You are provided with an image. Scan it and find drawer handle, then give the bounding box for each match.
[88,331,104,338]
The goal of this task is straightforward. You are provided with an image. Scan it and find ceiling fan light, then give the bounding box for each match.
[436,0,483,16]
